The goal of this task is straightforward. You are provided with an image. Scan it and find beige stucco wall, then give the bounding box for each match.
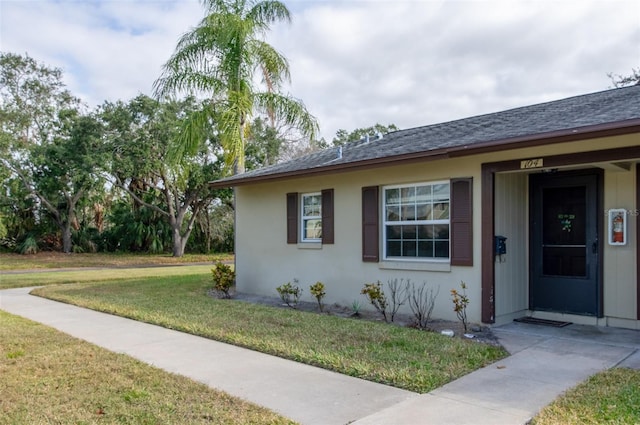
[236,156,484,323]
[603,167,637,322]
[235,133,639,325]
[494,172,529,322]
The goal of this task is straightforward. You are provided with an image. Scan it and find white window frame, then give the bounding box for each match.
[382,181,450,261]
[301,192,322,242]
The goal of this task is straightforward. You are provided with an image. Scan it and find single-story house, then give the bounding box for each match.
[210,85,640,329]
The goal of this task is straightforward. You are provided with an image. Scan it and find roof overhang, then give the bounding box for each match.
[209,118,640,189]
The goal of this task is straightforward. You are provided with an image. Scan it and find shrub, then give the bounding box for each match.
[211,262,235,299]
[17,234,38,255]
[276,280,302,308]
[309,281,326,312]
[361,281,388,322]
[451,281,470,332]
[408,282,440,329]
[387,278,409,322]
[351,300,361,317]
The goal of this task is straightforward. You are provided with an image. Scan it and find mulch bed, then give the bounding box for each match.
[215,291,502,347]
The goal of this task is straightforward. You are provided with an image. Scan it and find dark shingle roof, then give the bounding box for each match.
[211,85,640,187]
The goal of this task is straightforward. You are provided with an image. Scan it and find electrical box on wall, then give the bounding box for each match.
[608,209,627,246]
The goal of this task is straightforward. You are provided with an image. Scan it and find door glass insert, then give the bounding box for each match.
[542,186,586,277]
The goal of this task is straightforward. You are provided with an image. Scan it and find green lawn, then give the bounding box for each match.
[0,310,293,425]
[0,264,213,289]
[0,252,232,271]
[31,273,506,393]
[532,367,640,424]
[6,259,636,422]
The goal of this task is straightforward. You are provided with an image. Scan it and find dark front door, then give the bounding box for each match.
[529,171,601,316]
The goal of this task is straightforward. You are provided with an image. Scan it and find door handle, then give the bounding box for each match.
[592,239,598,254]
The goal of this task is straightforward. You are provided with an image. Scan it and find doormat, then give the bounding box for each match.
[514,317,572,327]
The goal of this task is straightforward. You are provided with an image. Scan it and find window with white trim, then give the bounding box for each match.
[301,193,322,241]
[383,182,450,260]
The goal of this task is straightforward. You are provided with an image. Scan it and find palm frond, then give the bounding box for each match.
[168,104,216,164]
[154,0,304,174]
[247,39,290,89]
[247,0,291,27]
[254,92,319,141]
[218,88,253,172]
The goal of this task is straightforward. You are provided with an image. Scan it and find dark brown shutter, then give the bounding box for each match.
[321,189,334,244]
[286,192,298,244]
[362,186,379,262]
[450,178,473,266]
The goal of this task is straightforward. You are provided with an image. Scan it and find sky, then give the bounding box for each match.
[1,0,639,141]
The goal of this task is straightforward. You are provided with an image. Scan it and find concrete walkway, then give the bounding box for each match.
[1,287,639,425]
[353,322,640,425]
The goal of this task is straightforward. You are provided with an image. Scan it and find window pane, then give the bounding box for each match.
[302,194,322,220]
[304,219,322,239]
[386,205,400,221]
[386,188,400,205]
[433,184,450,201]
[435,241,449,258]
[416,203,430,220]
[432,202,449,220]
[387,240,401,256]
[386,225,401,240]
[402,225,417,239]
[416,185,431,202]
[418,241,434,257]
[418,225,434,238]
[433,224,449,239]
[401,187,415,203]
[401,205,416,221]
[304,205,320,216]
[303,195,318,206]
[403,240,417,257]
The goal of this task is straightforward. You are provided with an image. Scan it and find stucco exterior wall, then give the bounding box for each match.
[494,172,529,322]
[236,156,484,323]
[234,133,639,326]
[603,167,637,323]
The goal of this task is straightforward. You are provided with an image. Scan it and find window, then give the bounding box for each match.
[362,178,472,265]
[301,193,322,241]
[287,189,334,245]
[383,182,450,260]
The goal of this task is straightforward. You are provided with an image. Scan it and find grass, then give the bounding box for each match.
[0,310,294,425]
[532,367,640,424]
[0,265,214,289]
[32,274,507,393]
[0,252,232,271]
[4,260,638,422]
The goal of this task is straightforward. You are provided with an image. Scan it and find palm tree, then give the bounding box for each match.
[154,0,318,174]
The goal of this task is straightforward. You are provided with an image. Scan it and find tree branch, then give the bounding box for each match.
[113,175,169,218]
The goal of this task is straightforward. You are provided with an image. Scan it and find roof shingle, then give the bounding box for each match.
[211,85,640,187]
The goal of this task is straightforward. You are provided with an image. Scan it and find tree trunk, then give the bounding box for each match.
[171,217,196,257]
[62,223,73,254]
[172,227,184,257]
[171,228,191,257]
[205,211,211,253]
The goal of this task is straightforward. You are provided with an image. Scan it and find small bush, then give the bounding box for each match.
[276,280,302,308]
[451,281,470,332]
[17,234,38,255]
[361,281,388,322]
[351,300,361,317]
[211,262,235,299]
[408,282,440,329]
[309,281,326,312]
[387,278,409,322]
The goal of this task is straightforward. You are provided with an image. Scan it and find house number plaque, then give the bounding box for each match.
[520,158,544,169]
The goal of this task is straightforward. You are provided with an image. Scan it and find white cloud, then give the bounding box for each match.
[1,0,638,140]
